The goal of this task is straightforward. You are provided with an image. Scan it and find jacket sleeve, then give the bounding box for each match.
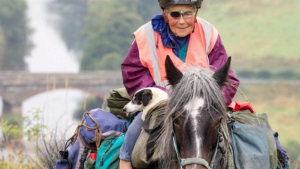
[121,40,166,96]
[208,35,240,105]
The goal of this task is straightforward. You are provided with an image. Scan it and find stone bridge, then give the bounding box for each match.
[0,71,124,114]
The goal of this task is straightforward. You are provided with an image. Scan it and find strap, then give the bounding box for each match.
[173,123,220,169]
[142,22,168,88]
[277,161,284,169]
[200,18,212,54]
[181,158,210,169]
[79,147,89,169]
[143,22,161,85]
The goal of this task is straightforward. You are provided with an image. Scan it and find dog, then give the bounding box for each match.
[123,87,168,121]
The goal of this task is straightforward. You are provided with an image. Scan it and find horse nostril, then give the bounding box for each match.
[123,108,126,112]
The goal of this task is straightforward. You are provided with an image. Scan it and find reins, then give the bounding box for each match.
[172,123,219,169]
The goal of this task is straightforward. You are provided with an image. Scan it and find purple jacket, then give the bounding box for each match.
[121,35,240,105]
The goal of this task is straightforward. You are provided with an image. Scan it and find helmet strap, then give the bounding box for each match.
[162,10,169,23]
[192,9,199,33]
[194,9,199,23]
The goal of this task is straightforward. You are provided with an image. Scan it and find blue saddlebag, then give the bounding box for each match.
[230,122,270,169]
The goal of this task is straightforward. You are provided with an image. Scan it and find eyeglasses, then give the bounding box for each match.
[165,9,197,20]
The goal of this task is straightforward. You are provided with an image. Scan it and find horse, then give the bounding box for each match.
[152,55,232,169]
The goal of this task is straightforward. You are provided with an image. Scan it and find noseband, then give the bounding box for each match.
[172,124,219,169]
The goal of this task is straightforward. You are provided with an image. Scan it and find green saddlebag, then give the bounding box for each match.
[95,134,125,169]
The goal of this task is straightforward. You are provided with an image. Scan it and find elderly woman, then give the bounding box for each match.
[119,0,239,168]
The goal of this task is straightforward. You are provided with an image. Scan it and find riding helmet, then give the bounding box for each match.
[158,0,203,9]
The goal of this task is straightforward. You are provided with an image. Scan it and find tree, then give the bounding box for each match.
[80,0,143,70]
[0,0,31,70]
[80,0,162,70]
[128,0,161,22]
[97,52,124,70]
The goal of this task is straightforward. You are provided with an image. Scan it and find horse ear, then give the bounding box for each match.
[165,55,183,86]
[213,57,231,88]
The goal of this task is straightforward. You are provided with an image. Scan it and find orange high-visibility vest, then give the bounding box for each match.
[133,17,218,87]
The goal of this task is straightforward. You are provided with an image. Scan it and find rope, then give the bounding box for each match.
[71,111,102,150]
[71,112,86,145]
[230,84,260,123]
[95,128,102,151]
[230,84,250,103]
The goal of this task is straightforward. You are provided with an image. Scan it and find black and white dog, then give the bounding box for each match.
[123,87,168,121]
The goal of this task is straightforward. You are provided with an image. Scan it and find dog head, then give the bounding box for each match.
[123,88,153,116]
[123,87,168,117]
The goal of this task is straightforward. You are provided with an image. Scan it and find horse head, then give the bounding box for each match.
[157,56,231,169]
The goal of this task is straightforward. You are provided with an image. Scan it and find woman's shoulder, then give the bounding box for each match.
[196,17,215,26]
[196,17,219,34]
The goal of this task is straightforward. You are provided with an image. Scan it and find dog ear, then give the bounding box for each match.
[142,89,153,106]
[165,55,183,86]
[213,57,231,88]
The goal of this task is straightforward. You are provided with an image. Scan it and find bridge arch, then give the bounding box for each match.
[0,71,123,115]
[27,86,107,101]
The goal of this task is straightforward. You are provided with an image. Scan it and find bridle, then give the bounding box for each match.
[172,124,219,169]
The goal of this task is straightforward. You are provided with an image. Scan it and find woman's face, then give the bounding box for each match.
[164,5,198,37]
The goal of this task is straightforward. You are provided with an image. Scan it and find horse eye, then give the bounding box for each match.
[173,118,180,126]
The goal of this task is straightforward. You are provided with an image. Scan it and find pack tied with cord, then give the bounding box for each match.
[54,109,128,169]
[228,102,290,169]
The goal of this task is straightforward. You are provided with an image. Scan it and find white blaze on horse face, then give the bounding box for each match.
[184,97,205,157]
[184,97,204,118]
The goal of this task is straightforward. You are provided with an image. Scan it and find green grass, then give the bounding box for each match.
[232,57,300,74]
[198,0,300,79]
[199,0,300,60]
